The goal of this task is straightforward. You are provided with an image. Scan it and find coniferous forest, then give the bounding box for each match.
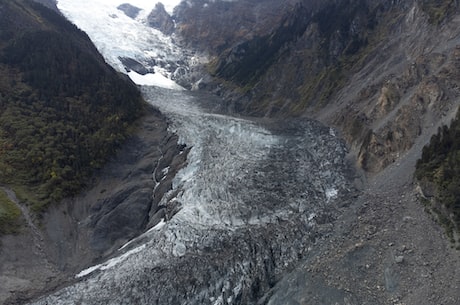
[0,0,145,215]
[416,108,460,244]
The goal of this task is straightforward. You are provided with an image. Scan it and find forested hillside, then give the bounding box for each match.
[416,108,460,245]
[175,0,460,244]
[0,0,145,216]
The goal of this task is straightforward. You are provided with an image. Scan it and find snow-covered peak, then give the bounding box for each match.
[56,0,186,89]
[92,0,182,16]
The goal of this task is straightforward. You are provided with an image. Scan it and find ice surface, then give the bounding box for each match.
[57,0,186,86]
[30,86,351,304]
[325,187,339,201]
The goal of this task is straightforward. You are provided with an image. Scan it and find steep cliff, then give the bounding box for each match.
[147,2,175,35]
[176,0,460,173]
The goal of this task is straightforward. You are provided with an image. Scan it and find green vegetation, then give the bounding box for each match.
[0,0,145,214]
[297,65,345,111]
[0,189,22,235]
[415,109,460,244]
[420,0,456,25]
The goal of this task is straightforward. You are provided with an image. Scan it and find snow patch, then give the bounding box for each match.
[146,218,166,234]
[128,71,184,89]
[76,244,146,278]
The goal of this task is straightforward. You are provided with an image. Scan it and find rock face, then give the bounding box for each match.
[117,3,142,19]
[32,0,59,12]
[147,3,175,35]
[176,0,460,175]
[0,107,187,304]
[119,56,151,74]
[174,0,300,53]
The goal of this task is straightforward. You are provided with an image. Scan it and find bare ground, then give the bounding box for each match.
[270,130,460,304]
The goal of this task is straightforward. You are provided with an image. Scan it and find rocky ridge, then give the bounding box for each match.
[147,3,175,35]
[172,0,460,304]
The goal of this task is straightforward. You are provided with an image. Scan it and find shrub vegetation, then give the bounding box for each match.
[0,189,22,235]
[415,109,460,243]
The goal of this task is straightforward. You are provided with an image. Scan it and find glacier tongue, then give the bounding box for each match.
[30,85,352,304]
[32,2,355,304]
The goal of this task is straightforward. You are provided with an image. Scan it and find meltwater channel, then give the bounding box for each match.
[30,85,353,305]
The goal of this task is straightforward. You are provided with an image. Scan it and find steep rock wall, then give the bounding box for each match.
[176,0,460,173]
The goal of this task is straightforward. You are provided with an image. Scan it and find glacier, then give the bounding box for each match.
[56,0,187,88]
[30,84,352,305]
[31,1,355,304]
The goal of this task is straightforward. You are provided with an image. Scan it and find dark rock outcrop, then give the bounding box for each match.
[119,56,151,74]
[212,3,310,86]
[117,3,142,19]
[147,3,175,35]
[174,0,300,53]
[32,0,59,13]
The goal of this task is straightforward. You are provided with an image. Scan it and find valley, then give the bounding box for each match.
[1,0,460,304]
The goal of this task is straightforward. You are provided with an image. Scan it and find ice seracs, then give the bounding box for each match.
[30,79,352,305]
[56,0,187,88]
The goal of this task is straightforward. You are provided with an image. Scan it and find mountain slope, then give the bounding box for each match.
[0,0,145,212]
[177,0,460,166]
[172,1,460,303]
[176,0,460,228]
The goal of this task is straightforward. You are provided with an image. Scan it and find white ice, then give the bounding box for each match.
[56,0,185,86]
[76,244,147,278]
[97,0,182,15]
[128,71,184,89]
